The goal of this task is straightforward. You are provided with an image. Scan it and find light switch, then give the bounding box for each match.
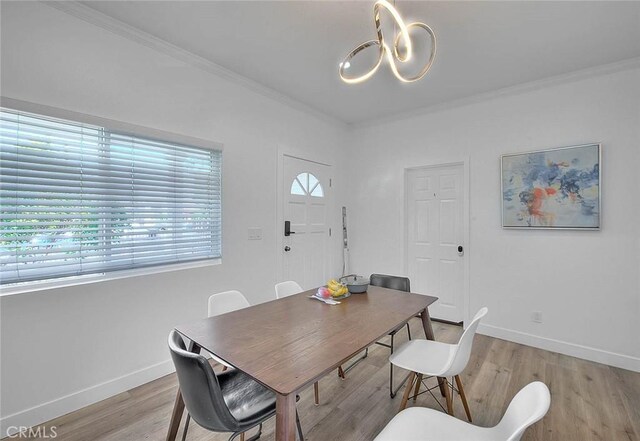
[248,227,262,240]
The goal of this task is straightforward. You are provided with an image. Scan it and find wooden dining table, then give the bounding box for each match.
[166,285,439,441]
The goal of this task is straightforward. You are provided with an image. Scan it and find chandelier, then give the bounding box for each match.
[339,0,437,84]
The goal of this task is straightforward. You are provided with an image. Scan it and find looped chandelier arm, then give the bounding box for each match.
[339,0,437,84]
[389,22,436,83]
[373,0,412,63]
[339,40,385,85]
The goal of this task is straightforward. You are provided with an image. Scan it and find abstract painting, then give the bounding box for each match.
[501,143,601,229]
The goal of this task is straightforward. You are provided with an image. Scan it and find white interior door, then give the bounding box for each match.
[282,156,331,289]
[406,164,465,322]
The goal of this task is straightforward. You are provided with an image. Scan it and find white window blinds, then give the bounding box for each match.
[0,108,222,285]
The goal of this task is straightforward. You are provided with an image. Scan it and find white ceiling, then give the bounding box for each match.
[81,1,640,124]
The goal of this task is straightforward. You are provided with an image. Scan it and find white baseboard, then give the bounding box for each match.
[1,359,175,437]
[478,323,640,373]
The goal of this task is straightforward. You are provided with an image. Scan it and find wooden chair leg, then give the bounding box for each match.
[338,365,345,380]
[455,375,472,422]
[412,374,423,402]
[389,333,395,398]
[443,378,454,416]
[314,382,319,405]
[240,433,245,441]
[296,410,305,441]
[222,365,228,372]
[181,414,191,441]
[399,371,416,412]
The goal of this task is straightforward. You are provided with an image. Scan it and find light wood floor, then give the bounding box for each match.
[9,321,640,441]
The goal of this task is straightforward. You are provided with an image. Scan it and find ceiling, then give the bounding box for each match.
[81,1,640,124]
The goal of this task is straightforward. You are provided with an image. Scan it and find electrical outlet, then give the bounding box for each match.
[531,311,543,323]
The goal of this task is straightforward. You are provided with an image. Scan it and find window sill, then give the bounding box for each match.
[0,258,221,297]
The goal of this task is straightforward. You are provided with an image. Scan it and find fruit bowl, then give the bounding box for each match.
[317,279,351,300]
[327,290,351,300]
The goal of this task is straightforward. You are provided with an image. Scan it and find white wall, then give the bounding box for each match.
[347,66,640,371]
[0,2,347,432]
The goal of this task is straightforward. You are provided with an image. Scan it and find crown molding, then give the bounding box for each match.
[353,56,640,129]
[43,1,348,130]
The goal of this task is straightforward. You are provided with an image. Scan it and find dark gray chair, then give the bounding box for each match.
[369,273,413,398]
[168,330,304,441]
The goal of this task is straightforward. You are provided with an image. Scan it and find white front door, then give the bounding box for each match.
[281,156,331,289]
[406,164,465,322]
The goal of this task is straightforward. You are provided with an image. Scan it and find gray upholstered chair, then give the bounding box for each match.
[369,273,414,398]
[168,330,304,441]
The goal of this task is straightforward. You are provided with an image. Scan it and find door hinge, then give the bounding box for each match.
[329,228,332,236]
[329,178,332,187]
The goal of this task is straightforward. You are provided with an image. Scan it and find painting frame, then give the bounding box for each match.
[501,143,601,230]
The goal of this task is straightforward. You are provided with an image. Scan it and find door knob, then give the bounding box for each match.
[284,246,291,252]
[457,245,464,256]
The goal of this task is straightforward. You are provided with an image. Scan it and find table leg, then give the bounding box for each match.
[275,393,297,441]
[166,340,200,441]
[420,307,447,397]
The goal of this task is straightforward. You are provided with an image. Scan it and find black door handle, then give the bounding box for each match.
[284,221,296,237]
[284,246,291,252]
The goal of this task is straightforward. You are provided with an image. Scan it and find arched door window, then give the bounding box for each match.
[290,172,324,197]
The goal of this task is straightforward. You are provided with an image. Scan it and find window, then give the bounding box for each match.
[290,172,324,197]
[0,108,222,286]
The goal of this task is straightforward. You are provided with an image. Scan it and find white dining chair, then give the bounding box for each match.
[275,280,304,299]
[390,307,489,420]
[207,290,251,370]
[374,381,551,441]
